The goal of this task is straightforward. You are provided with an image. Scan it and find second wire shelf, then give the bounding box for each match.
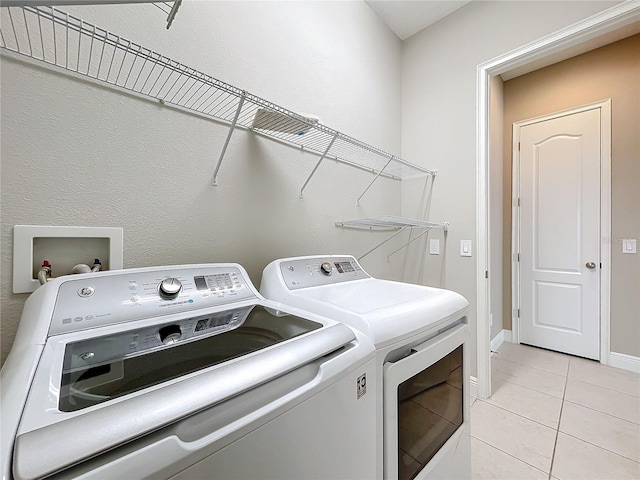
[336,215,448,261]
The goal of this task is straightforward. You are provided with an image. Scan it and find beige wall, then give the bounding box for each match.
[503,34,640,356]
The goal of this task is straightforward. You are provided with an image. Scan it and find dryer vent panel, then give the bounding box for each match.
[13,225,123,293]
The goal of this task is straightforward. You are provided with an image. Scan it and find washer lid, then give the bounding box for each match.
[57,305,324,413]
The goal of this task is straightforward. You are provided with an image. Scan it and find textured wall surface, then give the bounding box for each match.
[1,1,406,364]
[503,34,640,356]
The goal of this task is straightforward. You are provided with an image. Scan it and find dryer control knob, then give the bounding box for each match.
[320,262,334,275]
[158,324,182,345]
[158,277,182,299]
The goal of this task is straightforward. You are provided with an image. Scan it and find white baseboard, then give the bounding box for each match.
[491,330,504,351]
[470,375,478,399]
[486,332,637,374]
[608,352,640,374]
[490,329,513,352]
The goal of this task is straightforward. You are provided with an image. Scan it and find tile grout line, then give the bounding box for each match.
[562,398,640,426]
[498,356,569,378]
[493,374,564,400]
[547,362,569,480]
[558,430,640,465]
[493,371,565,398]
[475,397,559,431]
[566,377,640,399]
[472,436,550,477]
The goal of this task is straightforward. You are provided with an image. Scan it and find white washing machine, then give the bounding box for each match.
[1,263,377,480]
[261,255,471,480]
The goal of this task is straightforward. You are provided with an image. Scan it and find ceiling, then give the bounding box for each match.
[365,0,471,40]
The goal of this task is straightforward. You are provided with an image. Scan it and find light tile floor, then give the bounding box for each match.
[471,342,640,479]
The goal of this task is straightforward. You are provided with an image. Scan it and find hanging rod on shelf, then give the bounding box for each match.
[335,215,448,261]
[0,5,435,197]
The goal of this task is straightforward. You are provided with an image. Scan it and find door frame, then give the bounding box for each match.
[511,100,612,361]
[475,1,640,399]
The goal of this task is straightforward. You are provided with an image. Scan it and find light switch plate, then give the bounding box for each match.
[429,239,440,255]
[460,240,472,257]
[622,239,637,254]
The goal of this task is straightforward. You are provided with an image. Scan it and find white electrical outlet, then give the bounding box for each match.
[429,239,440,255]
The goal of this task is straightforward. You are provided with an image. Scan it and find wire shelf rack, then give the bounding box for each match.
[0,5,436,201]
[336,215,448,231]
[0,1,182,29]
[336,216,448,260]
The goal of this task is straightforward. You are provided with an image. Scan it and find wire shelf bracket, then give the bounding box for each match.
[299,132,338,198]
[0,5,437,195]
[212,91,245,186]
[356,155,394,207]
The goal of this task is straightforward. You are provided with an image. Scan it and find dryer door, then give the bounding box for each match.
[383,324,470,480]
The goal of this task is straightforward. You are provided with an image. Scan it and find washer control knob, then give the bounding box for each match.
[158,324,182,345]
[320,262,334,276]
[158,277,182,299]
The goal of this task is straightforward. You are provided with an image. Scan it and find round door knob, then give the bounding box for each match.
[158,324,182,345]
[158,277,182,299]
[586,262,597,269]
[320,262,333,275]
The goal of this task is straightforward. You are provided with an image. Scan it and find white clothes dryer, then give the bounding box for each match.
[1,263,377,480]
[261,255,471,480]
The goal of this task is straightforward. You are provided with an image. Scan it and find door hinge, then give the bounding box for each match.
[485,270,489,279]
[518,142,521,151]
[518,197,520,207]
[517,309,520,318]
[517,253,520,262]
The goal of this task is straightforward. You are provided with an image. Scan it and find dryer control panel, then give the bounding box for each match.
[49,265,257,335]
[279,256,370,290]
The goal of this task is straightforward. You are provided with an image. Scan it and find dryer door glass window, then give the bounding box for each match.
[396,346,463,480]
[59,306,322,412]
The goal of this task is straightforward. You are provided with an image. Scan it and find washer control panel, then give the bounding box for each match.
[63,306,250,371]
[50,265,256,335]
[279,256,369,290]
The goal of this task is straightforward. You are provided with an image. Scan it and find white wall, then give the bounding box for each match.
[0,1,404,364]
[400,0,621,375]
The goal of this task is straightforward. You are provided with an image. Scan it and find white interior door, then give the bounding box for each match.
[518,107,601,360]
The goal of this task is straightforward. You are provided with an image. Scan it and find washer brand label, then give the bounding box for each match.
[357,373,367,399]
